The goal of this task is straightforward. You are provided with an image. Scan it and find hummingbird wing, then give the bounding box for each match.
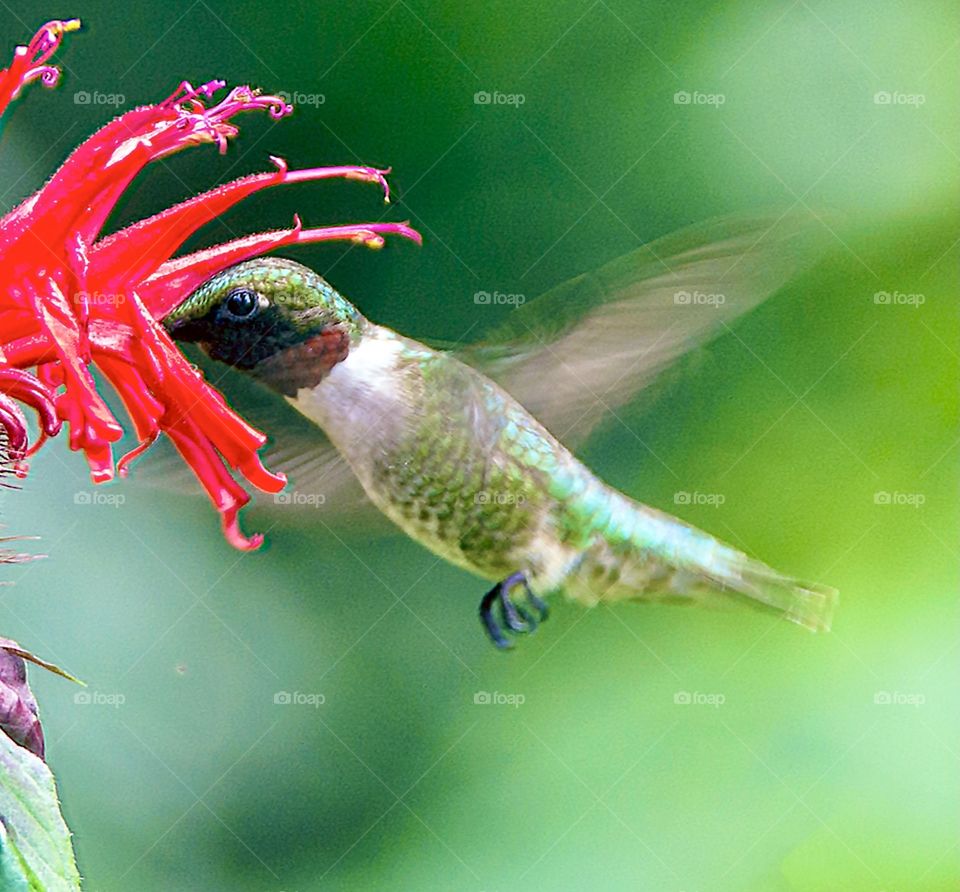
[129,356,386,529]
[455,211,829,447]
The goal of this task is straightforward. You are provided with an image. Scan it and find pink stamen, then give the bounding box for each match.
[25,19,80,65]
[0,19,79,108]
[23,65,61,88]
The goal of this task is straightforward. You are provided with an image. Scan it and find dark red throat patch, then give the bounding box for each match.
[252,326,351,396]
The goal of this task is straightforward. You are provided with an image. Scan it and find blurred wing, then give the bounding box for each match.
[456,211,828,446]
[129,357,384,528]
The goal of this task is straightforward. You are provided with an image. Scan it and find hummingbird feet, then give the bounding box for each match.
[479,571,549,649]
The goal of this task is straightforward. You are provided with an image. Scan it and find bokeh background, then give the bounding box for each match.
[1,1,958,890]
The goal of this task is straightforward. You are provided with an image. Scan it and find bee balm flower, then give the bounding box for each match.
[0,20,420,548]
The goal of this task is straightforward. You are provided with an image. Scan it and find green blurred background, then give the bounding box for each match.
[1,1,958,889]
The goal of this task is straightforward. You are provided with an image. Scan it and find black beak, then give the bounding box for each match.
[164,317,206,343]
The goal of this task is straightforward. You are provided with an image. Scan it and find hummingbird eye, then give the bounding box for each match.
[222,288,260,320]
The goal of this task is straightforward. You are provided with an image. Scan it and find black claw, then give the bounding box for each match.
[480,585,512,649]
[500,593,531,633]
[525,587,549,622]
[516,602,539,631]
[479,572,546,648]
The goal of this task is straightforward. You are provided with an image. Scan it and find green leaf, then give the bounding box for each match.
[0,730,81,890]
[0,819,33,892]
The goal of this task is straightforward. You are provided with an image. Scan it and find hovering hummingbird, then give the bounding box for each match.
[164,213,837,647]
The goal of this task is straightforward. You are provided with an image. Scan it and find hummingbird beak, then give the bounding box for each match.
[164,316,207,345]
[164,316,216,360]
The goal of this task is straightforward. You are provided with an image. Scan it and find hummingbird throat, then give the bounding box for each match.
[250,324,351,396]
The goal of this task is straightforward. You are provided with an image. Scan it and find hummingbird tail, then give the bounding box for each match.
[716,556,838,633]
[629,502,839,631]
[576,496,838,631]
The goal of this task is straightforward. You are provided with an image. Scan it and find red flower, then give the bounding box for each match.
[0,20,421,548]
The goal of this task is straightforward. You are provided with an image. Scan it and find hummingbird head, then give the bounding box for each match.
[164,257,365,395]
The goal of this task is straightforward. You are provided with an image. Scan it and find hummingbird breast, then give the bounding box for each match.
[287,323,586,584]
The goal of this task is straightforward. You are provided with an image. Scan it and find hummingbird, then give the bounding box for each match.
[163,213,837,647]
